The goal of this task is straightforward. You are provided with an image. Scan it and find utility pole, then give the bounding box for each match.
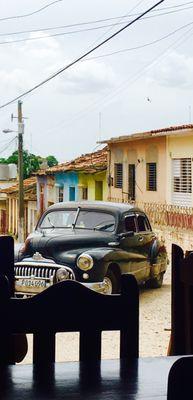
[17,100,24,243]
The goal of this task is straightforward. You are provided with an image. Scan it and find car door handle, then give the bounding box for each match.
[138,236,144,242]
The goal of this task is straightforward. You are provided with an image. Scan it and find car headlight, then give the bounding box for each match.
[55,268,69,282]
[77,254,94,271]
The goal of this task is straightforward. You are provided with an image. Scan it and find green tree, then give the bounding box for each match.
[0,150,58,178]
[46,155,58,167]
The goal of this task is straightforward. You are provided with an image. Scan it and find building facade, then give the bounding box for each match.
[101,124,193,207]
[0,176,37,238]
[36,148,108,216]
[0,164,17,233]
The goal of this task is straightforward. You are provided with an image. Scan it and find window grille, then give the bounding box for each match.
[57,187,64,202]
[146,163,157,191]
[173,158,192,193]
[114,163,123,188]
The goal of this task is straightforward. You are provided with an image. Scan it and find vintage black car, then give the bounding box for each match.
[14,201,168,295]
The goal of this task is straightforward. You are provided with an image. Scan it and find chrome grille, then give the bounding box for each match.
[14,262,75,281]
[15,264,56,279]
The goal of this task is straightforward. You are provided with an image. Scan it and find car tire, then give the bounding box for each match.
[147,272,164,289]
[104,269,119,294]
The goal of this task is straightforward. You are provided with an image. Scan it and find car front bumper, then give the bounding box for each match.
[14,260,108,296]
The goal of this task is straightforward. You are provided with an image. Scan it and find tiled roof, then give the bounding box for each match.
[100,124,193,144]
[0,176,37,194]
[37,147,107,175]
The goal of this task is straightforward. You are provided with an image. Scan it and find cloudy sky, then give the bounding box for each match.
[0,0,192,162]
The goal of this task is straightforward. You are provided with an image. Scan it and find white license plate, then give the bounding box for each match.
[17,279,46,288]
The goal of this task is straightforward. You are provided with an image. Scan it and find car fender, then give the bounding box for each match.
[149,239,159,265]
[14,242,25,262]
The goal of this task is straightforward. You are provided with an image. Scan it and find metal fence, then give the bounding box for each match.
[108,197,193,230]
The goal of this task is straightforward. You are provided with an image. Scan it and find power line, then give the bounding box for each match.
[87,0,147,51]
[0,0,165,110]
[0,0,63,22]
[0,3,192,45]
[0,1,192,37]
[86,20,193,61]
[0,137,17,155]
[46,22,193,135]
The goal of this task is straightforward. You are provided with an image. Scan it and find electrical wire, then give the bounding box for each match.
[0,137,17,155]
[0,0,63,22]
[86,20,193,61]
[0,0,165,110]
[87,0,147,52]
[0,3,192,45]
[46,21,193,135]
[0,1,192,38]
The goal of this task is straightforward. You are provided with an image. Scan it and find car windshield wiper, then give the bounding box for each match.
[47,216,55,228]
[72,206,81,229]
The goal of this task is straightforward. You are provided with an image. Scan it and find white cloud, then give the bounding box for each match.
[21,32,60,59]
[147,52,193,89]
[58,59,116,94]
[0,68,32,93]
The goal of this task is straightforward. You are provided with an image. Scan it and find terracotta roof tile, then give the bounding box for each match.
[0,176,37,194]
[36,147,107,175]
[100,124,193,144]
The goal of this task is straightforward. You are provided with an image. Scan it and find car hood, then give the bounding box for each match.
[25,228,115,259]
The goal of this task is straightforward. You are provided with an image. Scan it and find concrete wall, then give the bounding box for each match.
[109,136,167,203]
[154,225,193,265]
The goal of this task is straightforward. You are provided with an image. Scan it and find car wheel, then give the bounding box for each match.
[147,272,164,289]
[104,269,119,294]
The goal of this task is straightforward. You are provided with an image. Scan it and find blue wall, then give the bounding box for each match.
[55,172,79,201]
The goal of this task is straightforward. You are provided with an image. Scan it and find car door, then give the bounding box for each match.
[119,212,155,282]
[134,213,156,281]
[118,213,146,278]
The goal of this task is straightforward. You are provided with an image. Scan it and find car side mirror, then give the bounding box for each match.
[118,231,134,240]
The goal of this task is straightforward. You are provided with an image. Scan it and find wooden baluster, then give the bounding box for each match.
[0,237,14,363]
[120,274,139,359]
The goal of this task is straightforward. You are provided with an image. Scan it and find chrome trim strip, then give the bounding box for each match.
[82,281,107,294]
[15,261,65,268]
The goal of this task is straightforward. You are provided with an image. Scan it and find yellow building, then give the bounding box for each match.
[36,148,108,216]
[101,124,193,207]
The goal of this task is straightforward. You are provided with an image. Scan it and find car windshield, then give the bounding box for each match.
[39,209,116,232]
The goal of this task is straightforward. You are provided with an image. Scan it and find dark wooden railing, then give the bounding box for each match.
[0,235,139,364]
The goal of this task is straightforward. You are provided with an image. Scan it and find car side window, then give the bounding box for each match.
[137,215,151,232]
[124,215,136,232]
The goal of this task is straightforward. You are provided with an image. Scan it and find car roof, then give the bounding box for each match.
[47,200,141,215]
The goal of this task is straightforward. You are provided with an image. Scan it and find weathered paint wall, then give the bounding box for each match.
[27,201,38,234]
[109,136,167,203]
[154,225,193,265]
[37,176,48,213]
[78,171,107,200]
[46,176,55,205]
[55,171,79,201]
[166,132,193,205]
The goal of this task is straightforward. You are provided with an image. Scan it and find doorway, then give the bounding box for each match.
[128,164,135,201]
[95,181,103,200]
